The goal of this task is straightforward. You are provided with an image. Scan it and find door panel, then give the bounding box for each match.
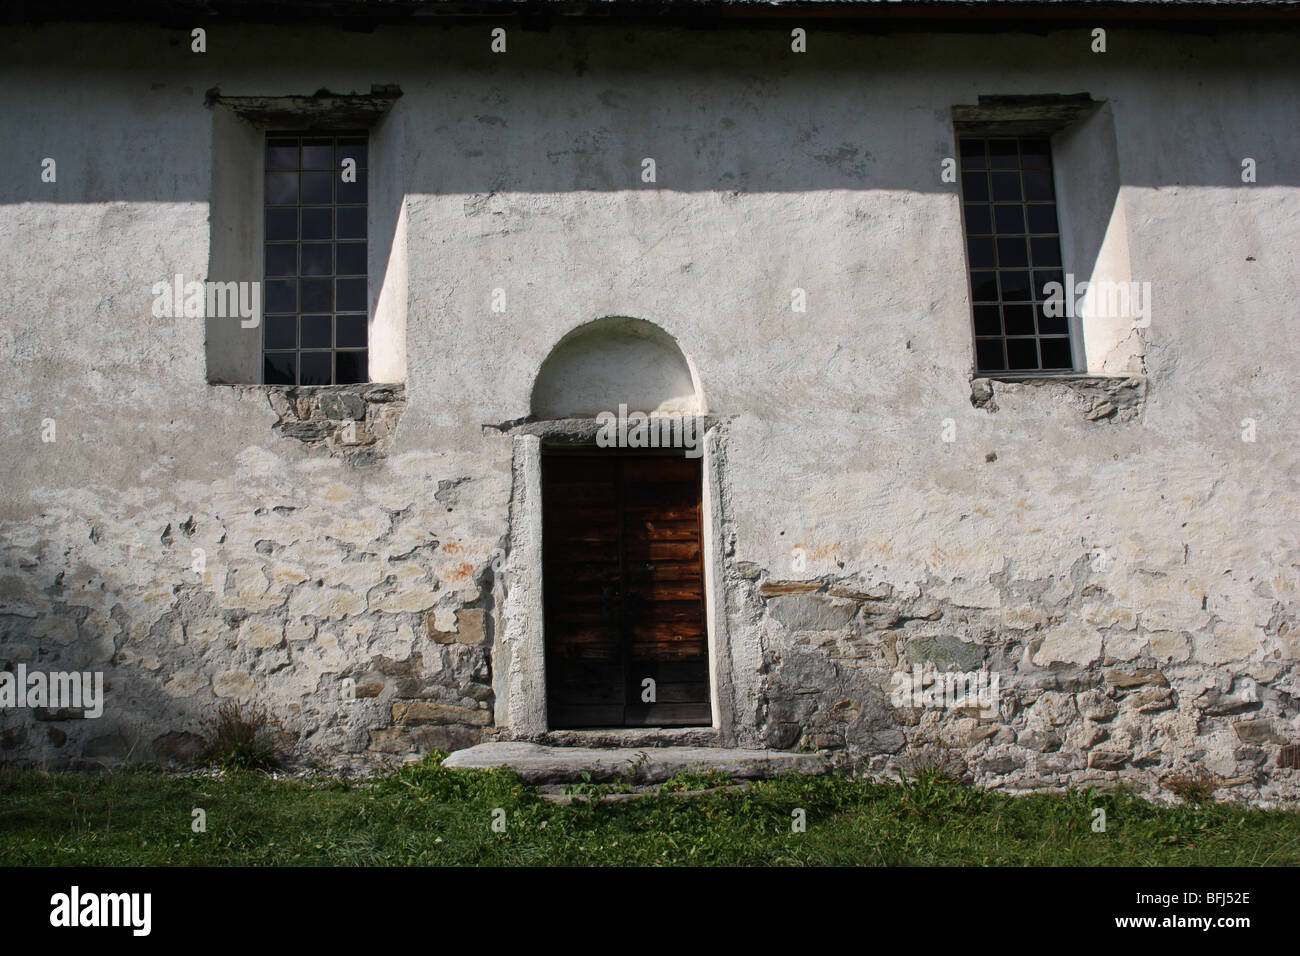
[543,453,711,728]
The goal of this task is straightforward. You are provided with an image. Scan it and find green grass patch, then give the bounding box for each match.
[1,755,1297,866]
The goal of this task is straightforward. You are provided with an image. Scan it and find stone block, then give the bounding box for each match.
[767,593,857,631]
[391,700,490,727]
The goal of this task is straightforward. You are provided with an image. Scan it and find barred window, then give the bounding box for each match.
[262,131,368,385]
[958,136,1073,373]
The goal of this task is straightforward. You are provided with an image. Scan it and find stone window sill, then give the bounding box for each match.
[970,373,1147,422]
[233,383,407,463]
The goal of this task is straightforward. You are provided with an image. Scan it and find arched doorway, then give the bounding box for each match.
[531,318,711,728]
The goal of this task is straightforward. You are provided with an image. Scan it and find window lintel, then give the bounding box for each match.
[205,84,402,128]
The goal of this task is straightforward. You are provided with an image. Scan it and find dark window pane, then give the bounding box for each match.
[301,315,332,349]
[266,140,298,170]
[970,271,998,302]
[1033,269,1064,300]
[1024,170,1055,201]
[1040,337,1074,370]
[265,244,297,277]
[300,351,333,386]
[264,352,296,385]
[336,315,367,348]
[301,140,335,169]
[1001,271,1032,301]
[991,171,1022,202]
[301,278,332,312]
[961,171,989,202]
[996,237,1029,268]
[967,237,996,269]
[301,171,333,205]
[994,204,1025,234]
[264,279,296,314]
[264,315,296,351]
[1037,302,1069,336]
[1003,304,1035,336]
[976,339,1005,372]
[337,206,366,239]
[337,139,367,169]
[336,350,368,385]
[266,207,297,241]
[336,278,367,313]
[988,140,1019,168]
[336,242,366,276]
[956,137,982,169]
[1020,139,1051,168]
[1030,237,1062,268]
[973,305,1001,336]
[266,172,297,205]
[301,243,332,276]
[1026,204,1059,234]
[1007,338,1039,370]
[301,207,332,241]
[963,204,992,234]
[337,171,367,205]
[959,139,986,169]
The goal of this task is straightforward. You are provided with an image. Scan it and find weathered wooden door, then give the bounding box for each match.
[542,452,711,728]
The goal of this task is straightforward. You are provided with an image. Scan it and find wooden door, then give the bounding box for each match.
[542,452,711,728]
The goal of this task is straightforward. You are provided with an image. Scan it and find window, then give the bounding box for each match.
[262,131,369,385]
[959,136,1073,373]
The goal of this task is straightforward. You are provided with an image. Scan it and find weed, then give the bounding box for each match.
[196,703,279,772]
[1163,767,1220,807]
[659,768,734,793]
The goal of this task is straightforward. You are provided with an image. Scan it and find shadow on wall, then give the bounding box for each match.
[0,22,1295,210]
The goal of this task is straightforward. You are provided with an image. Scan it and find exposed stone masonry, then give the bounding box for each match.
[739,556,1298,803]
[254,384,408,464]
[970,375,1147,423]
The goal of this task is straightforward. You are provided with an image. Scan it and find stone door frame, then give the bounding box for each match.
[492,421,738,744]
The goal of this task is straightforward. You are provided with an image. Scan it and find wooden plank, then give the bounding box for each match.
[623,506,700,522]
[625,584,705,602]
[624,521,700,541]
[623,702,712,726]
[622,457,701,481]
[623,541,701,562]
[549,704,626,728]
[620,680,709,704]
[628,620,706,640]
[632,661,711,681]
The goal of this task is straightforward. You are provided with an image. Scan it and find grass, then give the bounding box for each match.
[1,756,1298,866]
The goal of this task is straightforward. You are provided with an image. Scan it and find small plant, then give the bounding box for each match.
[900,735,961,783]
[197,702,279,772]
[563,771,616,799]
[660,768,734,793]
[1163,767,1220,807]
[620,751,650,785]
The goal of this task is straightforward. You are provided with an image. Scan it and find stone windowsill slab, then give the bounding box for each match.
[970,373,1147,422]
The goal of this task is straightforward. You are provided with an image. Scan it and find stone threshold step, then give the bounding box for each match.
[441,742,830,785]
